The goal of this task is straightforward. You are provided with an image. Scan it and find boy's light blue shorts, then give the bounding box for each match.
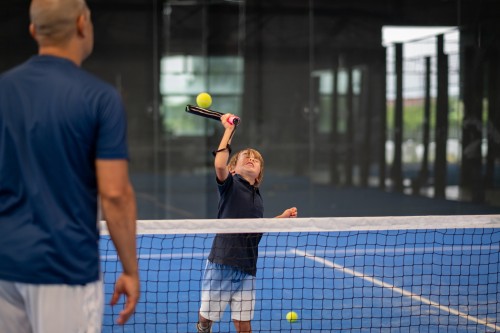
[199,260,255,321]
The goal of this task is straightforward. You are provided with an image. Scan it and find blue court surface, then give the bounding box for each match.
[100,229,500,333]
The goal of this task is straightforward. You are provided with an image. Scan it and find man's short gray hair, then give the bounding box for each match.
[30,0,88,44]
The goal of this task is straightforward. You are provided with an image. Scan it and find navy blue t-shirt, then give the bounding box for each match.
[208,174,264,276]
[0,55,128,284]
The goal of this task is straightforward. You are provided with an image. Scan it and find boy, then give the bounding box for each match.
[197,113,297,333]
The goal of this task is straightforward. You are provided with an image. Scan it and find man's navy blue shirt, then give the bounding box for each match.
[0,55,128,284]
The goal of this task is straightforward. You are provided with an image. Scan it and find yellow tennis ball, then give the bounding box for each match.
[286,311,298,323]
[196,92,212,108]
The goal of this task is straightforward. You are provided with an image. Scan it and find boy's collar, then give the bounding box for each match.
[234,174,258,188]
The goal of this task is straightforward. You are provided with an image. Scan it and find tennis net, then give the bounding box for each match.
[100,215,500,332]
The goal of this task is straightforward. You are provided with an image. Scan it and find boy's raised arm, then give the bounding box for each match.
[214,113,236,182]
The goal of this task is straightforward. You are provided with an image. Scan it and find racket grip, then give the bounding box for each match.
[227,116,240,125]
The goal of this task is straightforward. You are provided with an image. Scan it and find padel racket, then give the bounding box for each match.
[185,105,240,125]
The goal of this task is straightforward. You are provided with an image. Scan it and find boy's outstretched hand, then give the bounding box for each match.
[276,207,298,218]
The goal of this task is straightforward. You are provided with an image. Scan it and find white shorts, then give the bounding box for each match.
[0,278,103,333]
[199,261,255,322]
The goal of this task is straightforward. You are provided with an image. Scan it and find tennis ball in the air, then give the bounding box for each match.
[196,92,212,108]
[286,311,298,323]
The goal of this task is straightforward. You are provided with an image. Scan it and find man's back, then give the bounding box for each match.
[0,54,128,285]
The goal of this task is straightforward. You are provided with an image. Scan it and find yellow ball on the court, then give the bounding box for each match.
[196,92,212,108]
[286,311,298,323]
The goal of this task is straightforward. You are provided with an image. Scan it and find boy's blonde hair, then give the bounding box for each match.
[228,148,264,186]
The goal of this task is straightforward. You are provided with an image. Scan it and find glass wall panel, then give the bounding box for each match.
[1,0,499,219]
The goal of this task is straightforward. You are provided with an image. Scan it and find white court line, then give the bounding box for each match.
[292,248,500,332]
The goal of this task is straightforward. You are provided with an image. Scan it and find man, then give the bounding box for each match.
[0,0,139,332]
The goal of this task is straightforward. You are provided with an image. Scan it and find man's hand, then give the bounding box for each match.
[110,273,140,325]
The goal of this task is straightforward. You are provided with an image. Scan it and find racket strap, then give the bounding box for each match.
[212,144,232,156]
[212,124,238,156]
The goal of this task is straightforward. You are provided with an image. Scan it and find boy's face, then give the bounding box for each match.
[232,151,262,182]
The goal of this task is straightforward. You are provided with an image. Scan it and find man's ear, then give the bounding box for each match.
[76,12,87,37]
[29,23,36,39]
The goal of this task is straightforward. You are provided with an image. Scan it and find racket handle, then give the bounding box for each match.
[227,115,240,125]
[185,105,240,125]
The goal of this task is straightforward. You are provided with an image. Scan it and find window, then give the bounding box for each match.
[160,55,244,136]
